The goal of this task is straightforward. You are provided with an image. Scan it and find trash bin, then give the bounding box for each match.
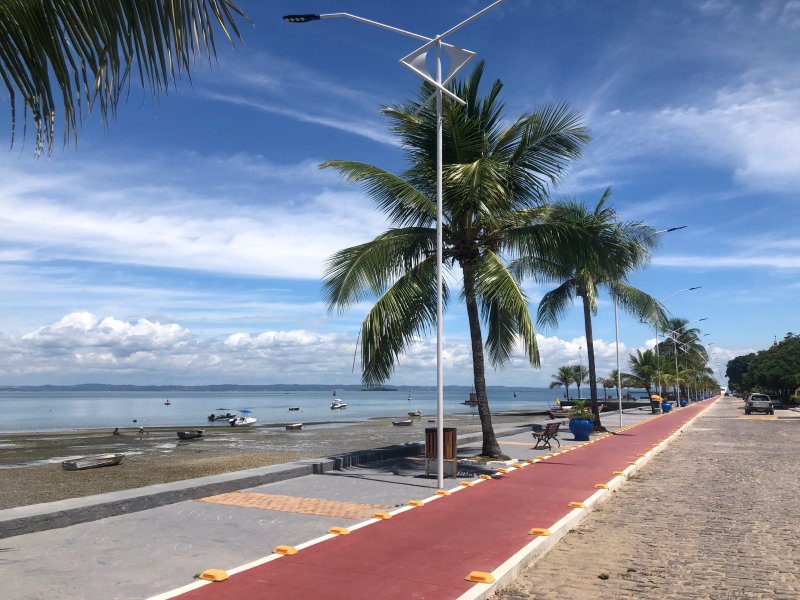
[425,427,457,477]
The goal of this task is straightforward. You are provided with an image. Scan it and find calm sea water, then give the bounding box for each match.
[0,387,592,433]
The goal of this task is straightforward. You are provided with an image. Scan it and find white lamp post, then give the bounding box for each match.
[283,2,504,488]
[664,317,708,406]
[612,226,687,428]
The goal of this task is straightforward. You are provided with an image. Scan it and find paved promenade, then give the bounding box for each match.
[496,395,800,599]
[1,400,716,599]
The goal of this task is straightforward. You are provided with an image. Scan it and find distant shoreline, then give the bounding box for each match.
[0,383,547,393]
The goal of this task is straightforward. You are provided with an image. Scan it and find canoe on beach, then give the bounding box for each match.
[62,453,125,471]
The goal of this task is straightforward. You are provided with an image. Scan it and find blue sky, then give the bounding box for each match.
[0,0,798,386]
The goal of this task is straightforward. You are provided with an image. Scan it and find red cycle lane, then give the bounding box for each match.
[170,399,713,600]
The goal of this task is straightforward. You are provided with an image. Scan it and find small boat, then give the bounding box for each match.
[164,398,171,405]
[208,412,237,422]
[229,416,257,427]
[288,407,301,411]
[285,423,303,431]
[463,390,478,406]
[176,430,204,440]
[408,410,422,417]
[331,399,347,409]
[392,419,413,426]
[407,389,412,402]
[62,453,124,471]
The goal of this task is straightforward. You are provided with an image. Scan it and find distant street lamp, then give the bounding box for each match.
[283,2,505,488]
[665,317,708,406]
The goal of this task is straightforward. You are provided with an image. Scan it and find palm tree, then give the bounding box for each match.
[515,190,667,428]
[322,63,589,457]
[0,0,247,154]
[627,349,658,397]
[571,364,589,398]
[549,365,574,400]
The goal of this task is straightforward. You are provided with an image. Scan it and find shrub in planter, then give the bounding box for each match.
[569,399,593,441]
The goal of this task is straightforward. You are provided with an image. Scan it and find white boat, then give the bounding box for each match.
[62,453,124,471]
[392,419,413,427]
[407,389,412,402]
[331,399,347,409]
[408,410,422,417]
[229,416,257,427]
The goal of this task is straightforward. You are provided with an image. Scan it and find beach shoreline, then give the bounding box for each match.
[0,412,544,510]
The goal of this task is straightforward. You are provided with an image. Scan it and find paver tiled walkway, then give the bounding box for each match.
[197,492,390,520]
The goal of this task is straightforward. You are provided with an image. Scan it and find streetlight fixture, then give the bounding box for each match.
[612,225,687,427]
[665,317,708,406]
[283,2,504,488]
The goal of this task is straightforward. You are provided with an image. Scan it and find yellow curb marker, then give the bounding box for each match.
[373,512,392,520]
[569,501,586,508]
[612,471,625,476]
[407,500,424,507]
[528,528,551,536]
[594,484,609,489]
[273,545,297,555]
[435,490,451,496]
[198,569,229,582]
[479,474,493,480]
[328,527,350,535]
[465,571,495,583]
[459,481,475,487]
[496,468,511,474]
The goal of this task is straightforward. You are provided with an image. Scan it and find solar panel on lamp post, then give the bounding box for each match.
[283,2,505,488]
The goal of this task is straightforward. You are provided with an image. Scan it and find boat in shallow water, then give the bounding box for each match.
[62,453,124,471]
[229,416,257,427]
[392,419,413,427]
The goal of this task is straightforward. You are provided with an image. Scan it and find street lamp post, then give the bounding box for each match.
[654,286,701,396]
[612,225,687,428]
[664,317,708,406]
[283,2,504,488]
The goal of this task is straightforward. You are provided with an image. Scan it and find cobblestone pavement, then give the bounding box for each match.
[495,397,800,600]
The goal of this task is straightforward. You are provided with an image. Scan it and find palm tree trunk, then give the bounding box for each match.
[564,383,570,400]
[580,294,603,430]
[462,262,502,457]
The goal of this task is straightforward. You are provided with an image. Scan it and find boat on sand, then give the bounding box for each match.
[62,453,124,471]
[176,430,204,440]
[392,419,413,427]
[285,423,303,431]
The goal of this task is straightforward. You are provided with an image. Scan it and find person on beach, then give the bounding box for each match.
[113,427,121,436]
[138,427,145,435]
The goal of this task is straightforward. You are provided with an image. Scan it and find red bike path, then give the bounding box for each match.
[172,400,713,600]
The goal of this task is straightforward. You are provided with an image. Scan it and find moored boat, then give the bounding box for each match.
[288,407,300,411]
[392,419,413,426]
[208,412,237,422]
[177,430,204,440]
[408,410,422,417]
[229,416,257,427]
[330,399,347,409]
[62,453,124,471]
[285,423,303,431]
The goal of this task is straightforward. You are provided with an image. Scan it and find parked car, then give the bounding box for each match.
[745,393,774,415]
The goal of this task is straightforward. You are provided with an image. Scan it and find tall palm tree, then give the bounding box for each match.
[571,364,589,398]
[0,0,247,153]
[549,365,574,400]
[627,349,658,397]
[322,63,589,457]
[514,190,667,428]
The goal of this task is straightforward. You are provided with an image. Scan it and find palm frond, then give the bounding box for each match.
[536,280,575,331]
[359,256,446,386]
[610,282,667,326]
[320,160,434,227]
[323,228,435,313]
[475,250,539,367]
[0,0,248,154]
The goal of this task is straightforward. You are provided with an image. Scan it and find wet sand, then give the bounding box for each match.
[0,413,543,510]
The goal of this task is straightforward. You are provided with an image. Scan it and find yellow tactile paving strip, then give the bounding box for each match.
[499,440,537,446]
[197,492,390,520]
[738,415,777,420]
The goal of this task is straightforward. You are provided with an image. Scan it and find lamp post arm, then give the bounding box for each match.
[437,0,506,39]
[319,13,433,41]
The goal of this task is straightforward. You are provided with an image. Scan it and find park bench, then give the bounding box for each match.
[532,421,561,450]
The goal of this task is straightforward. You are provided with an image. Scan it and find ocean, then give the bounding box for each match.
[0,387,601,433]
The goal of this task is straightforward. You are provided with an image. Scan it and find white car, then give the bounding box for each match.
[745,393,774,415]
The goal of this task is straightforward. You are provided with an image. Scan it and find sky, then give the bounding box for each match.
[0,0,798,387]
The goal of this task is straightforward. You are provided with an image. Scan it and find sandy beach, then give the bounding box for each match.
[0,412,542,510]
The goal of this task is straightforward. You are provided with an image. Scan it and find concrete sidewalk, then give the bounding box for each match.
[0,402,710,600]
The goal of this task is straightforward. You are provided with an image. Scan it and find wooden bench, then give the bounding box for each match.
[532,421,561,450]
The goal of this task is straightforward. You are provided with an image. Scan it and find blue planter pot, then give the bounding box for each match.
[679,399,688,407]
[569,418,593,441]
[661,402,673,413]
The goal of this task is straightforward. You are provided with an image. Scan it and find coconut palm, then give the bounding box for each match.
[322,63,589,457]
[0,0,247,153]
[571,364,589,398]
[549,365,575,400]
[514,190,667,428]
[627,349,658,397]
